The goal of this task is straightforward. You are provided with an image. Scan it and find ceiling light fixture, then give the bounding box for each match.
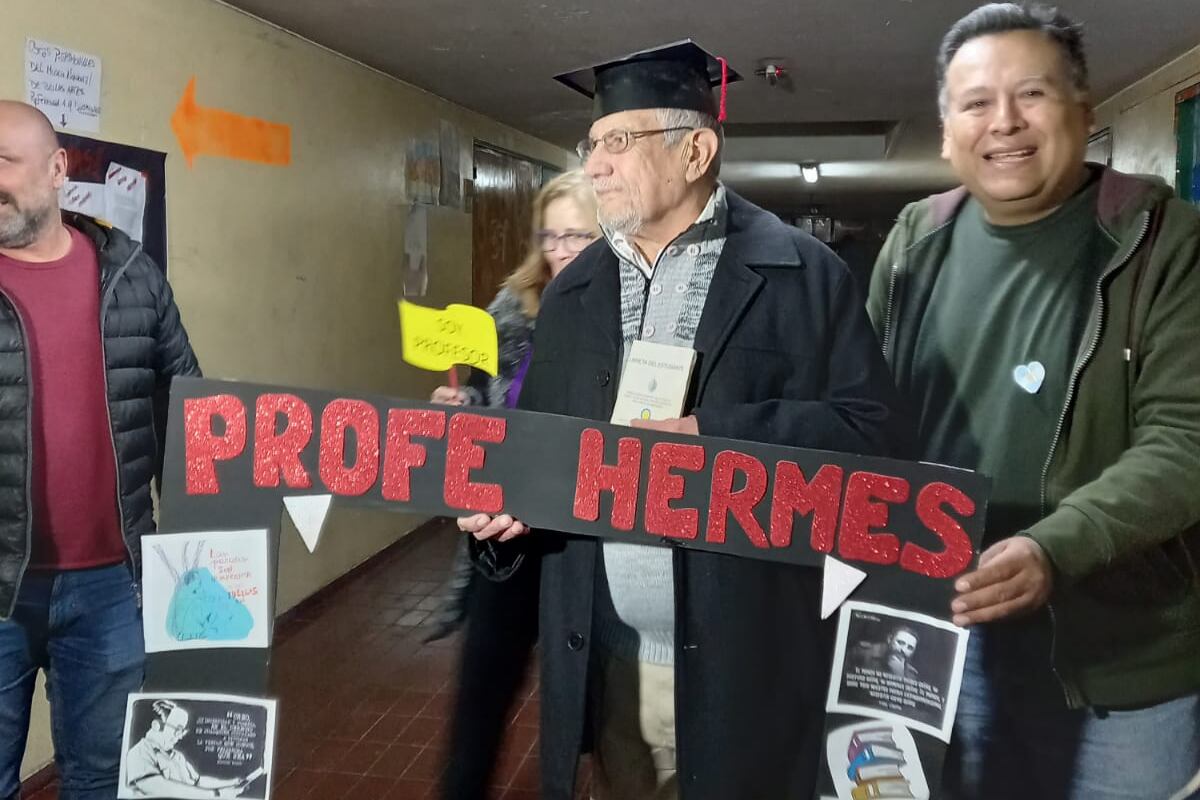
[801,163,820,184]
[720,162,802,180]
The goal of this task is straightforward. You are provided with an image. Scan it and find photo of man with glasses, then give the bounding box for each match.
[121,699,262,799]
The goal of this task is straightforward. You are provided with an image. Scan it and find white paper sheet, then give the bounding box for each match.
[119,692,277,800]
[104,162,147,242]
[141,529,272,653]
[25,38,101,132]
[59,179,105,218]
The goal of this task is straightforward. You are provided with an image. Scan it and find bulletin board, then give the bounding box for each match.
[59,132,169,274]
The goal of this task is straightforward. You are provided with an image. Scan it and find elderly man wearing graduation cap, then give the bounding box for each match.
[459,41,909,800]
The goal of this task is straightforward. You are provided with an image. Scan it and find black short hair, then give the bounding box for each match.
[936,3,1088,114]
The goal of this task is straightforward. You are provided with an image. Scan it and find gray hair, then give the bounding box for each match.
[936,3,1088,116]
[655,108,723,178]
[151,699,183,724]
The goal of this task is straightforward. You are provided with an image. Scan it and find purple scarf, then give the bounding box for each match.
[504,349,533,409]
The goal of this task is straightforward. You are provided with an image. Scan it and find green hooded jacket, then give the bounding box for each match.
[868,166,1200,708]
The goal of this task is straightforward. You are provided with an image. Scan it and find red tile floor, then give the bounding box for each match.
[22,520,588,799]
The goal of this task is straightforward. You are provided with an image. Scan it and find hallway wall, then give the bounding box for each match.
[1095,42,1200,187]
[3,0,570,779]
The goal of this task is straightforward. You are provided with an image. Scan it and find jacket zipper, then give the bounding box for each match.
[1,289,36,620]
[100,247,142,605]
[1039,211,1151,708]
[882,263,900,361]
[881,214,954,365]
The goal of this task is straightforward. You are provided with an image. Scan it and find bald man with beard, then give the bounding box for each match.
[0,101,200,800]
[0,103,68,249]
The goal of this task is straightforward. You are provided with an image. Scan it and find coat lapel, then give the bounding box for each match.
[692,192,800,398]
[571,246,622,358]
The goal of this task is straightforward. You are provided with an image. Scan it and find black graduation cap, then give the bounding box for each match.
[554,39,741,122]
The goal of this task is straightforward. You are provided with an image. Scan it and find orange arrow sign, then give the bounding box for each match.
[171,77,291,168]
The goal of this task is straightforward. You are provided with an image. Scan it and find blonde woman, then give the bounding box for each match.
[432,169,599,409]
[430,170,598,800]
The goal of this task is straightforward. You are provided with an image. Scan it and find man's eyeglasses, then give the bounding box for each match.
[576,127,695,160]
[537,230,597,254]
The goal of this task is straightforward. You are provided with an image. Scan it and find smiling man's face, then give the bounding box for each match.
[941,29,1092,226]
[0,101,65,250]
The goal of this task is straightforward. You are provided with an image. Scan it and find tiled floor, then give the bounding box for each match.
[23,520,584,800]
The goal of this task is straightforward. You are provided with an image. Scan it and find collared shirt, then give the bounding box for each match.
[607,184,724,278]
[125,737,199,794]
[608,184,728,353]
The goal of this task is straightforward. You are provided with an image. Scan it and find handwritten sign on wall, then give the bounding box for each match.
[25,38,102,132]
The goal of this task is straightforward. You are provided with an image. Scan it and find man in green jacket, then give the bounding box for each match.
[868,4,1200,798]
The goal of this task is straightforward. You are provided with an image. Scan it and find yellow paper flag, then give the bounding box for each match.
[399,300,499,376]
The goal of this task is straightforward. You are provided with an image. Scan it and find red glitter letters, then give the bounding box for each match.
[769,462,844,552]
[837,471,910,565]
[184,395,247,495]
[706,450,769,548]
[644,442,706,540]
[253,394,314,489]
[443,413,507,513]
[902,482,976,578]
[381,409,447,502]
[318,400,381,496]
[573,428,642,530]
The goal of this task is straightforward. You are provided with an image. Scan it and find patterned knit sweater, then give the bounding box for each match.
[461,286,534,408]
[593,185,728,665]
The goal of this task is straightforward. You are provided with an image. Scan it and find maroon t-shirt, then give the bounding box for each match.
[0,226,125,569]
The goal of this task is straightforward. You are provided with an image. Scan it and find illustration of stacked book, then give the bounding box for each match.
[845,726,916,799]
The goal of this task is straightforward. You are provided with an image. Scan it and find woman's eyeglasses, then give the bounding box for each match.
[537,230,597,253]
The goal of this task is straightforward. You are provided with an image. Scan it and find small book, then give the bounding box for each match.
[847,745,907,779]
[609,340,697,426]
[849,761,906,783]
[847,729,901,763]
[851,777,916,800]
[850,728,899,750]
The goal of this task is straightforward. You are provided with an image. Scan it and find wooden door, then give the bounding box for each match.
[471,144,544,308]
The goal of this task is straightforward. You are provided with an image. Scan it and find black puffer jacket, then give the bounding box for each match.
[0,214,200,619]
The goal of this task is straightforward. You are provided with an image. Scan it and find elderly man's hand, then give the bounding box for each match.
[457,513,529,542]
[630,415,699,435]
[951,536,1053,626]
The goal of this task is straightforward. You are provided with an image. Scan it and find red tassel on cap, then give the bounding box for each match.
[717,56,729,122]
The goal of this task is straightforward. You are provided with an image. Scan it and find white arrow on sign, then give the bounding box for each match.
[283,494,332,553]
[821,555,868,619]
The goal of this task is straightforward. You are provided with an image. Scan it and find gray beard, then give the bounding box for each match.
[599,205,643,236]
[0,200,54,250]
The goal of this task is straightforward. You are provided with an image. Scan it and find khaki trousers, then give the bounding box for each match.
[590,654,678,800]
